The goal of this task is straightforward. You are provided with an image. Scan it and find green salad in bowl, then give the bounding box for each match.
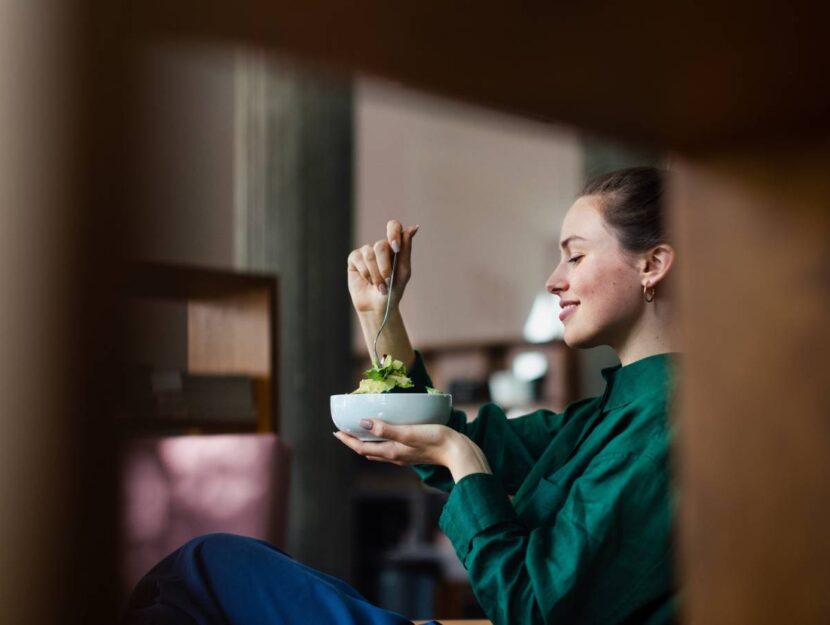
[331,354,451,440]
[351,354,442,395]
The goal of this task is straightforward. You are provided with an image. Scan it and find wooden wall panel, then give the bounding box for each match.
[674,150,830,624]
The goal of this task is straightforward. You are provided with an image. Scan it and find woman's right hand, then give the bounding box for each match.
[347,220,419,314]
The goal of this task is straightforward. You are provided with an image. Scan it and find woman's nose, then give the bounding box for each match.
[545,265,567,294]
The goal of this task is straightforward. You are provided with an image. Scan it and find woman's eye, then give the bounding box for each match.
[568,255,583,264]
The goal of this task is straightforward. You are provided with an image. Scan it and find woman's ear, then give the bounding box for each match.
[641,243,675,287]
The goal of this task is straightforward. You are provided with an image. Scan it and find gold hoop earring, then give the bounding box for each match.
[644,284,656,303]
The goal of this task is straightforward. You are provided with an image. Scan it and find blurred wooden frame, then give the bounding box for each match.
[5,1,830,624]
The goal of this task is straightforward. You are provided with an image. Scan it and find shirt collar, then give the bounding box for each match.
[600,352,679,410]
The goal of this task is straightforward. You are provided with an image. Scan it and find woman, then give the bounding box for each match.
[124,166,678,625]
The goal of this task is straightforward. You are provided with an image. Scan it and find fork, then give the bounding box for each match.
[372,251,398,367]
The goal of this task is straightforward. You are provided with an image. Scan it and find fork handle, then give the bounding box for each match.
[373,251,398,366]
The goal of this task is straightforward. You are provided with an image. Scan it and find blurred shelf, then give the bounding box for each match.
[120,260,280,434]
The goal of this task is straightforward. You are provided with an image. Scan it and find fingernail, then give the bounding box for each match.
[360,419,373,429]
[391,240,400,253]
[378,283,388,295]
[412,224,420,234]
[385,277,391,287]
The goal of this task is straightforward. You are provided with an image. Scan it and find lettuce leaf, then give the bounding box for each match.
[351,354,441,394]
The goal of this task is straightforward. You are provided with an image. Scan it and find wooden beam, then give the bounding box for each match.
[127,0,830,149]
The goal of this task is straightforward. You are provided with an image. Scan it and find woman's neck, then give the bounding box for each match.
[615,301,679,366]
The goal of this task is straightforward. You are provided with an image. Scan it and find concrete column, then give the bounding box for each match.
[236,53,355,580]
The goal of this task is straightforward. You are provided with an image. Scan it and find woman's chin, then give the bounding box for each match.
[563,326,600,350]
[562,329,583,349]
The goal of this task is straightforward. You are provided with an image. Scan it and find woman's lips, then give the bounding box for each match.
[559,303,579,321]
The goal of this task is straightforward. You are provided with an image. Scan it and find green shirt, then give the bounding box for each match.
[408,352,678,625]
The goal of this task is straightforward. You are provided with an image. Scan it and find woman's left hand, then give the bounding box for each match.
[333,420,492,483]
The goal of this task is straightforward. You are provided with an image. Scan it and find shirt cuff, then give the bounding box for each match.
[439,472,519,562]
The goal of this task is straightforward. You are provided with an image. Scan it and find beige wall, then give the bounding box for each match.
[355,79,583,352]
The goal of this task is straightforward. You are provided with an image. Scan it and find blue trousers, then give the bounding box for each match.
[123,533,438,625]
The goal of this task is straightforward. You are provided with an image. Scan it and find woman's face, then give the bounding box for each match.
[545,195,645,349]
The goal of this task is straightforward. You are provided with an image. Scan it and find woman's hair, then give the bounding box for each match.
[581,166,668,252]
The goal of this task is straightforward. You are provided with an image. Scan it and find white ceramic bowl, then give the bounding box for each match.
[330,393,453,441]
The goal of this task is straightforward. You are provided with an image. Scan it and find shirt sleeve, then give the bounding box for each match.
[406,350,593,494]
[439,452,673,625]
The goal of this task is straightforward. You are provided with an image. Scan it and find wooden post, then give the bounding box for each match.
[0,3,79,621]
[674,149,830,624]
[1,0,123,622]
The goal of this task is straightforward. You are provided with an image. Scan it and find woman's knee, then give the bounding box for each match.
[180,532,291,566]
[182,532,256,551]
